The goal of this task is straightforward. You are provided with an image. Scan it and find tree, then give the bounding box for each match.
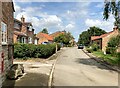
[106,35,120,54]
[41,28,49,34]
[103,0,120,29]
[108,35,120,47]
[54,32,74,46]
[78,26,106,46]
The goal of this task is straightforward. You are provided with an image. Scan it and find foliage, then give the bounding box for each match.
[106,35,120,55]
[14,43,61,59]
[78,26,106,46]
[86,48,93,53]
[54,32,74,46]
[106,47,117,55]
[108,35,120,47]
[91,42,100,51]
[103,0,120,29]
[41,28,49,34]
[93,51,119,65]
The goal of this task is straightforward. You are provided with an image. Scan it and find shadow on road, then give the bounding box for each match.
[2,73,49,88]
[76,58,114,71]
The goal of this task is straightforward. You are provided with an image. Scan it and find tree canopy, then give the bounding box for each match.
[78,26,106,46]
[54,32,74,46]
[103,0,120,29]
[41,28,49,34]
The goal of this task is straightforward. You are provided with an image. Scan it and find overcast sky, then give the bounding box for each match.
[13,1,115,41]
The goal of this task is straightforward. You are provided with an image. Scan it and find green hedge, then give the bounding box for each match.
[106,47,117,55]
[14,43,61,59]
[91,42,100,51]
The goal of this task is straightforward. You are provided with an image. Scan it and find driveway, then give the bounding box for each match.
[2,59,55,87]
[53,47,118,86]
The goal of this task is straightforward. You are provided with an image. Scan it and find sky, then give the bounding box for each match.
[13,0,115,42]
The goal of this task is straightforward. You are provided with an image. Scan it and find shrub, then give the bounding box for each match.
[91,43,99,51]
[14,43,61,59]
[86,48,93,53]
[107,35,120,55]
[106,47,117,56]
[57,44,61,51]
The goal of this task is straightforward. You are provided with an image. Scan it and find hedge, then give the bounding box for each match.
[14,43,61,59]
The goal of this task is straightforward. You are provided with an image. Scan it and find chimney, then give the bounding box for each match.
[21,15,25,23]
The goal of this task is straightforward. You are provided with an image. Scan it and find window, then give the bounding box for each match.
[28,25,33,31]
[22,37,26,44]
[28,37,32,43]
[34,39,38,45]
[1,22,7,44]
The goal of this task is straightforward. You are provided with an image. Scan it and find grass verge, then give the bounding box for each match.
[92,51,119,65]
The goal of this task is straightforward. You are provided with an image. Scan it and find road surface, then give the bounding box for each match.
[53,47,118,86]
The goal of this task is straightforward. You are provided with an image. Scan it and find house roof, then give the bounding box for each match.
[14,19,22,24]
[36,32,53,41]
[50,31,65,38]
[91,31,114,41]
[14,31,27,37]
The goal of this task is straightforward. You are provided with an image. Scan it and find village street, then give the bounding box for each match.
[53,47,118,86]
[2,47,118,87]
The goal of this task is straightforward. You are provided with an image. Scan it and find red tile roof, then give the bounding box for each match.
[91,31,114,41]
[36,32,53,41]
[50,31,65,38]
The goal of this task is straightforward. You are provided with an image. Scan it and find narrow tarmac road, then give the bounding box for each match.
[53,47,118,86]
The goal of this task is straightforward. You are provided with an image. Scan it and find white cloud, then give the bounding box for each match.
[65,23,75,31]
[14,2,78,33]
[95,3,103,8]
[85,15,115,32]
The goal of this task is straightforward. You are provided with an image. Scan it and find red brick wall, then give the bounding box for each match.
[21,23,27,34]
[1,2,14,82]
[28,30,34,43]
[13,34,18,43]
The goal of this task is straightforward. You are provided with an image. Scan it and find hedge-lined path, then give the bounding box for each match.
[53,47,118,86]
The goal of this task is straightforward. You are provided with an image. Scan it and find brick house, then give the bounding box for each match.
[0,1,14,84]
[36,32,53,44]
[13,16,39,44]
[91,26,119,53]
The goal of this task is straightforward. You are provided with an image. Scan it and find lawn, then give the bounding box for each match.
[92,51,119,65]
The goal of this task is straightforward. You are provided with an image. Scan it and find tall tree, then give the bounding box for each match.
[41,28,49,34]
[78,26,106,46]
[54,32,74,46]
[103,0,120,29]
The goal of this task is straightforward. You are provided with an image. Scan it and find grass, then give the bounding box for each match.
[92,50,119,65]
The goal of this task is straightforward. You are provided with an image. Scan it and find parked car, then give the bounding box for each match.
[78,44,84,49]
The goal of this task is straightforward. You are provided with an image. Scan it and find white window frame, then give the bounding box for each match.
[29,26,33,31]
[28,37,32,44]
[1,22,7,45]
[34,39,38,45]
[22,37,26,44]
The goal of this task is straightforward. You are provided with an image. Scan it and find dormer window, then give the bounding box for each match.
[29,26,33,31]
[27,25,33,31]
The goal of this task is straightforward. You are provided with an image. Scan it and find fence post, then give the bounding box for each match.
[56,44,57,53]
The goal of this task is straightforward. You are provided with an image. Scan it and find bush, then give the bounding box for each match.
[106,47,117,55]
[91,43,99,51]
[86,48,93,53]
[14,43,61,59]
